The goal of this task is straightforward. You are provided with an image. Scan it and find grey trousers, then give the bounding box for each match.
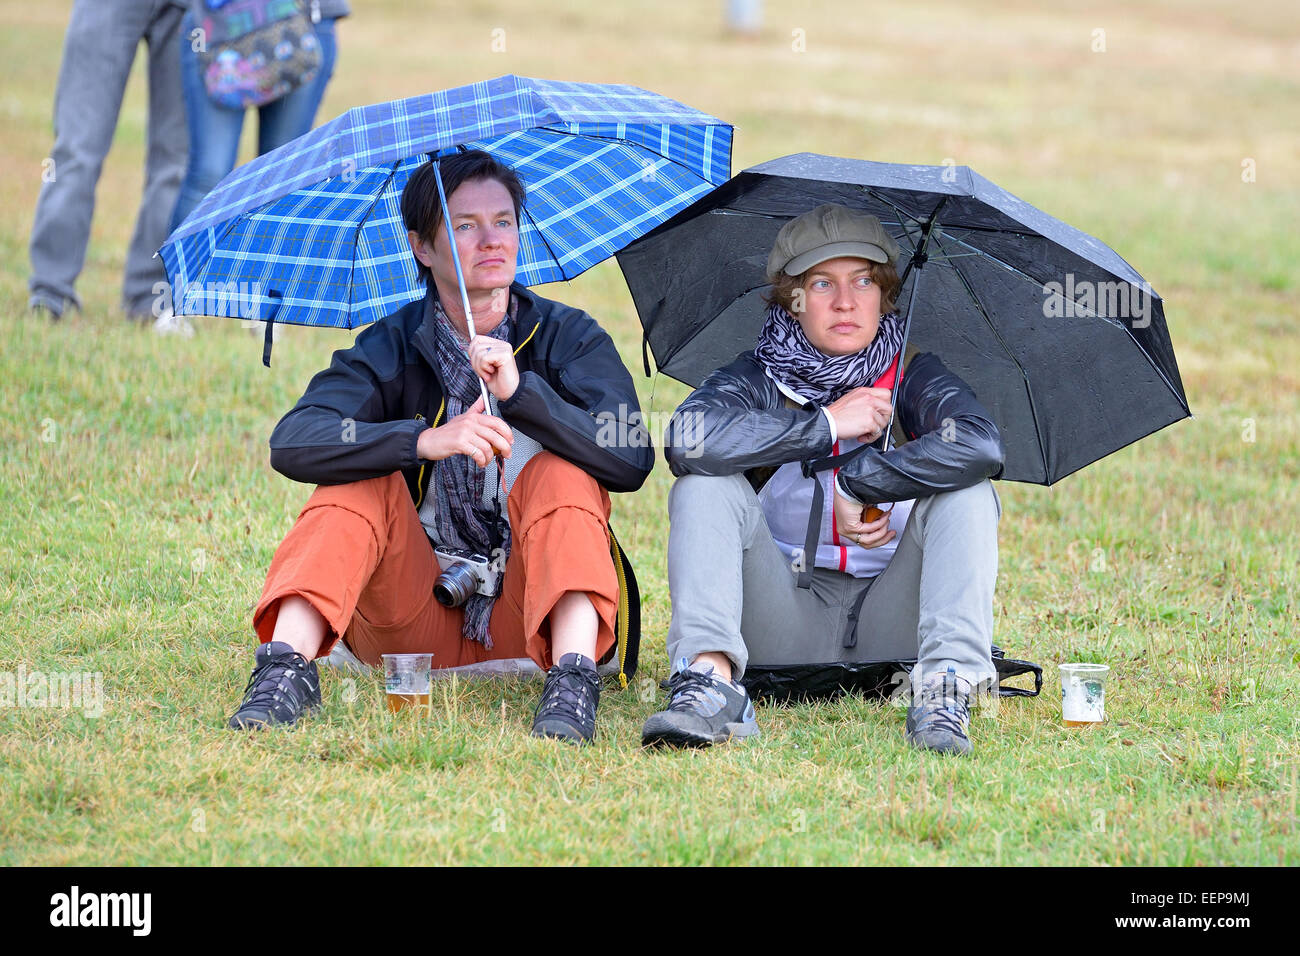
[28,0,187,316]
[665,473,1001,685]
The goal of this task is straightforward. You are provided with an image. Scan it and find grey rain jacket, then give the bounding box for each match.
[663,348,1005,502]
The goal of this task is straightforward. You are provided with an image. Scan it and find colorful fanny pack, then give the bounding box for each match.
[197,0,322,110]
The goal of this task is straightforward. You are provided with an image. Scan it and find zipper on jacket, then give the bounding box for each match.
[412,399,446,511]
[514,321,539,356]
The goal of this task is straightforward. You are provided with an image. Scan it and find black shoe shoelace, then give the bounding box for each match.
[536,663,599,720]
[239,654,311,711]
[665,669,724,713]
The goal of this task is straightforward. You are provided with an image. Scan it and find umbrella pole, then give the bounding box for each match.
[883,274,924,452]
[881,202,945,451]
[432,161,493,410]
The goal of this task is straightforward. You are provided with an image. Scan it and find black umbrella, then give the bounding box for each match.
[617,152,1189,484]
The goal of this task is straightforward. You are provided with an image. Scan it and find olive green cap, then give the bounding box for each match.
[766,204,900,279]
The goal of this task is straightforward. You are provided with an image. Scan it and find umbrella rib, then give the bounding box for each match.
[536,126,725,190]
[177,215,244,314]
[939,232,1119,304]
[858,187,925,229]
[521,201,571,281]
[938,232,1128,323]
[345,159,407,327]
[931,222,1044,240]
[939,233,1188,412]
[940,238,1053,483]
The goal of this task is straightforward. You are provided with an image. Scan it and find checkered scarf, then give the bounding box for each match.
[428,295,516,648]
[754,302,905,406]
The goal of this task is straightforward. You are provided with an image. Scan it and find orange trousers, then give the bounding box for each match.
[253,452,618,671]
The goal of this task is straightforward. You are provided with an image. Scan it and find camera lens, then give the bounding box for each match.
[434,562,480,607]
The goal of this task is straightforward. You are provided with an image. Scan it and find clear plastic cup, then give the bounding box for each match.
[1060,663,1109,726]
[382,653,433,712]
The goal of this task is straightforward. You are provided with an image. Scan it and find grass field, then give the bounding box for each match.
[1,0,1297,865]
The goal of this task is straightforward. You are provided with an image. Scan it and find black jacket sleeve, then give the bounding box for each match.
[836,352,1004,503]
[267,319,425,485]
[664,355,834,477]
[498,310,654,493]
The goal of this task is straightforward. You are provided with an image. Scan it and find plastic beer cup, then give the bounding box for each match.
[1060,662,1109,726]
[383,653,433,712]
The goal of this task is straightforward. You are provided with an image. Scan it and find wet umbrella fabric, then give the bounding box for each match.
[159,74,732,334]
[616,152,1189,485]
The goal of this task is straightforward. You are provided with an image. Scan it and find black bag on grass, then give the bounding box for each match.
[740,645,1042,705]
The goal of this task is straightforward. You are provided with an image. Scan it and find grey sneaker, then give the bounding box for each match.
[29,297,67,322]
[905,668,973,755]
[641,658,759,749]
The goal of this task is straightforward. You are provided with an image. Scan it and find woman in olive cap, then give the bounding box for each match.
[642,204,1005,756]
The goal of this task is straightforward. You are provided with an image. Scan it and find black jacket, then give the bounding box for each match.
[268,284,654,502]
[664,349,1004,502]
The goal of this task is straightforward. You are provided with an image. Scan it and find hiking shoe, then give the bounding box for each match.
[29,298,66,322]
[531,653,600,744]
[641,658,759,749]
[905,668,973,755]
[227,641,322,730]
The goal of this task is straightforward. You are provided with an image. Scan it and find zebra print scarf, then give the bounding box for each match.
[753,302,904,406]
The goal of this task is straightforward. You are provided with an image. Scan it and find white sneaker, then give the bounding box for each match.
[152,308,194,338]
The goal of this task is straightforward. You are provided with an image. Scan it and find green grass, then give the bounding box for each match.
[1,0,1297,865]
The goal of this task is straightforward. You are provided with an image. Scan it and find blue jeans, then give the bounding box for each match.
[169,12,338,232]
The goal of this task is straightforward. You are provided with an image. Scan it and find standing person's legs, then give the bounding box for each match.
[28,0,152,316]
[124,0,188,318]
[169,9,245,234]
[255,16,338,154]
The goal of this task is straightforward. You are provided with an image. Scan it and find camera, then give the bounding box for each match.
[433,546,501,607]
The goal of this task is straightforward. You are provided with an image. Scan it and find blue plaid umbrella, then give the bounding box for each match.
[158,74,732,335]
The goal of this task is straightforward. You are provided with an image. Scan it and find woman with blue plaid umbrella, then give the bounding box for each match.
[224,151,654,744]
